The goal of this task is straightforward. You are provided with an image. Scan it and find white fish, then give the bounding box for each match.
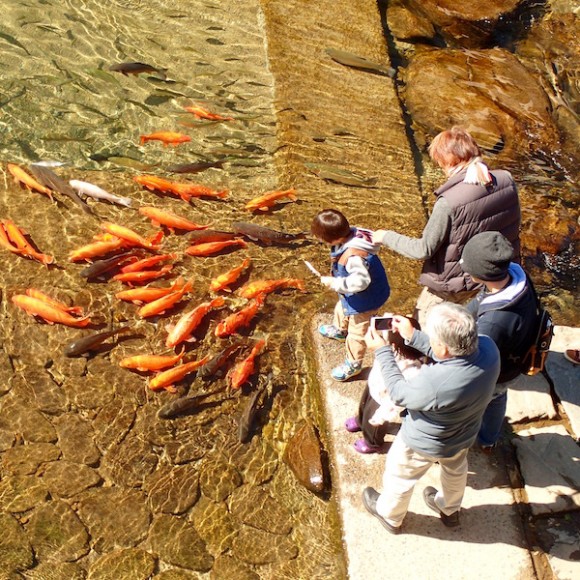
[69,179,132,207]
[31,160,68,167]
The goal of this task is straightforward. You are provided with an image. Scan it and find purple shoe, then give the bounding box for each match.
[344,417,361,433]
[354,438,382,454]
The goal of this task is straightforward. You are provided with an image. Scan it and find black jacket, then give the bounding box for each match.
[466,263,538,383]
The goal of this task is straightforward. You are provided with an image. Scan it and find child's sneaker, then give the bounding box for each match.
[331,360,362,381]
[319,324,347,342]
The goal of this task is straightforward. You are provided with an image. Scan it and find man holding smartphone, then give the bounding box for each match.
[361,303,499,533]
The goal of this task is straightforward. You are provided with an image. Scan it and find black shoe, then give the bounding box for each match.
[423,486,460,527]
[362,487,401,534]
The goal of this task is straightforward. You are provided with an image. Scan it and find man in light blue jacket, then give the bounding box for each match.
[362,302,500,533]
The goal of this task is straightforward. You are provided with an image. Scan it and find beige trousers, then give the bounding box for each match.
[414,286,480,328]
[332,300,379,365]
[376,434,470,528]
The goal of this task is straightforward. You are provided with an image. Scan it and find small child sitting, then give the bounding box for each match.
[311,209,391,381]
[345,317,428,454]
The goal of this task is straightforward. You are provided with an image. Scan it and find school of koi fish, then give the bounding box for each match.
[3,102,308,427]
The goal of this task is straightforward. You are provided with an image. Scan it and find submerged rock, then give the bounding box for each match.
[392,0,521,47]
[26,499,89,562]
[403,47,560,163]
[148,514,213,572]
[283,421,327,494]
[88,548,156,580]
[0,513,33,575]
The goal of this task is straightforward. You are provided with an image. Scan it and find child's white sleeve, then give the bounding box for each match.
[330,256,371,294]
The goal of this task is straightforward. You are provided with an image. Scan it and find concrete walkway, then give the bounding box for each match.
[315,319,580,580]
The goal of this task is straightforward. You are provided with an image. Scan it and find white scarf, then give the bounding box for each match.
[448,156,492,186]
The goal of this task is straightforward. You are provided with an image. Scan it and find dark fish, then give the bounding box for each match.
[238,383,267,443]
[198,343,243,380]
[325,48,396,78]
[232,222,308,246]
[166,160,226,174]
[304,162,378,188]
[64,326,133,357]
[189,229,239,244]
[109,62,167,80]
[28,164,93,215]
[157,389,230,420]
[79,252,138,280]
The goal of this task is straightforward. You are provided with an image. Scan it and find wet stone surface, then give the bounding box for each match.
[1,442,60,476]
[74,488,151,553]
[190,496,237,556]
[229,485,293,535]
[87,548,157,580]
[53,413,101,465]
[199,456,243,502]
[143,463,200,515]
[231,526,299,566]
[25,499,89,562]
[41,460,102,498]
[148,514,214,572]
[0,513,34,575]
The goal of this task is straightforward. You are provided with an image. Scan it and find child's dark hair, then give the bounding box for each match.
[311,209,351,243]
[388,317,424,360]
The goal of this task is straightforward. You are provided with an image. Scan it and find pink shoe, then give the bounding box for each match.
[344,416,361,433]
[353,438,382,454]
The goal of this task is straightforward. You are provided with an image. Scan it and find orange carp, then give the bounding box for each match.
[185,239,247,257]
[25,288,84,316]
[7,163,54,199]
[139,131,191,147]
[100,222,163,250]
[209,257,251,293]
[214,294,266,338]
[139,206,211,232]
[148,354,211,392]
[0,219,54,265]
[245,188,297,212]
[115,278,187,304]
[238,278,306,299]
[12,294,91,327]
[170,183,228,200]
[183,104,233,121]
[113,264,174,285]
[69,237,126,262]
[136,279,193,318]
[119,349,186,372]
[227,339,266,389]
[119,253,178,273]
[166,296,226,348]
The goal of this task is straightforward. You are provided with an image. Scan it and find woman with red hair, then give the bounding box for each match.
[373,126,521,326]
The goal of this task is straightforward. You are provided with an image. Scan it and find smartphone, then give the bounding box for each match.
[372,316,393,331]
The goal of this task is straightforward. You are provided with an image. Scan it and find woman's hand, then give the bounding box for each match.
[391,315,415,341]
[365,323,389,350]
[372,230,388,244]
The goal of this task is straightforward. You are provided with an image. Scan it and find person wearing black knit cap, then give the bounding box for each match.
[460,231,539,452]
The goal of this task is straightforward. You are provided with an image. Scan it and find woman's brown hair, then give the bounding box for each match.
[428,126,482,169]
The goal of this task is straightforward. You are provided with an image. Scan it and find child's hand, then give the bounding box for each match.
[320,276,335,289]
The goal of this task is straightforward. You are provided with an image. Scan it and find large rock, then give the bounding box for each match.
[403,47,559,164]
[53,414,101,465]
[393,0,521,47]
[283,421,327,494]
